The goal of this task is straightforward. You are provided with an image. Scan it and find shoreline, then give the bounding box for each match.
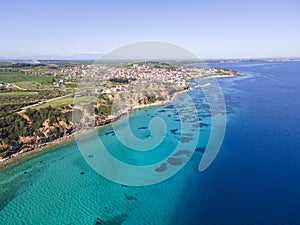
[0,89,187,169]
[0,74,239,169]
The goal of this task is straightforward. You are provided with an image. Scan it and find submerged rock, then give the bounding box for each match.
[167,157,187,166]
[125,194,137,201]
[155,162,167,172]
[180,137,193,143]
[173,150,192,157]
[137,126,147,130]
[195,147,206,153]
[94,213,128,225]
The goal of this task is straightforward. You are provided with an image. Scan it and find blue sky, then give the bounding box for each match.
[1,0,300,59]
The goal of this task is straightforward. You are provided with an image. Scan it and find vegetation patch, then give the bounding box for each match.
[0,73,52,84]
[0,91,38,96]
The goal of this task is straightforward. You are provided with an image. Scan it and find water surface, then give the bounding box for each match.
[0,61,299,224]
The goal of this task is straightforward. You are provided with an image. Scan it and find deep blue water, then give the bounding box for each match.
[176,61,300,224]
[0,61,299,224]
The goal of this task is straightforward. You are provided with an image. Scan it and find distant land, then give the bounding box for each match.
[1,56,300,63]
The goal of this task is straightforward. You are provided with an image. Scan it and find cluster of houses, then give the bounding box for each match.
[59,64,189,83]
[57,63,239,93]
[107,64,189,84]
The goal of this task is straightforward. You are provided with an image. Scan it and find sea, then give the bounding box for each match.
[0,61,299,224]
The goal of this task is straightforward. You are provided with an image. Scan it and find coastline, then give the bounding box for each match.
[0,74,239,169]
[0,89,187,169]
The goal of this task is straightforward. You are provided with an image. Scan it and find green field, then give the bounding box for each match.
[31,95,96,110]
[65,83,78,88]
[0,91,38,96]
[31,96,74,109]
[0,72,52,89]
[0,62,11,67]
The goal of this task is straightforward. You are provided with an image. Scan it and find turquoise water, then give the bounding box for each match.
[1,61,299,224]
[0,90,213,224]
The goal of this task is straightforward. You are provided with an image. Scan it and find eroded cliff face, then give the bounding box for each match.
[0,86,184,159]
[0,110,74,158]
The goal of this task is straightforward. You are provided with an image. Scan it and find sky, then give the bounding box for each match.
[1,0,300,59]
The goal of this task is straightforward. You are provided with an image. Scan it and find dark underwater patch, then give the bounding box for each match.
[105,130,115,135]
[170,129,178,134]
[155,162,167,172]
[180,137,193,142]
[125,194,137,201]
[173,150,192,157]
[167,157,187,166]
[164,105,174,109]
[94,213,128,225]
[195,147,206,153]
[137,126,147,129]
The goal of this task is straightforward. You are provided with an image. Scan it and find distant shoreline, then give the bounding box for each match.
[0,74,239,169]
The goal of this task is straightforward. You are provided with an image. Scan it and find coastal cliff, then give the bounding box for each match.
[0,86,186,161]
